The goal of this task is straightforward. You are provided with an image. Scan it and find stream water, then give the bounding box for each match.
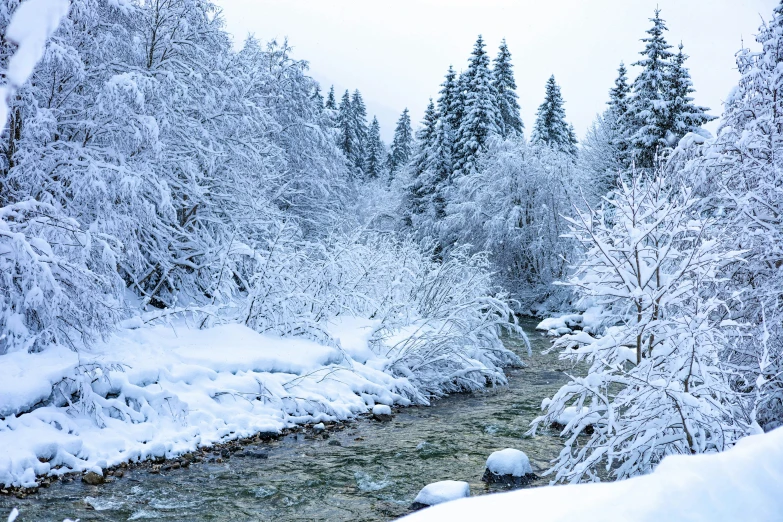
[2,319,571,521]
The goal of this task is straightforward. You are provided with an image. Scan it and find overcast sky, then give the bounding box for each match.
[217,0,777,142]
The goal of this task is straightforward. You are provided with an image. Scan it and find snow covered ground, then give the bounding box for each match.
[0,317,418,487]
[402,426,783,521]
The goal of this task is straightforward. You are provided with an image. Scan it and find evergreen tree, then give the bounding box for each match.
[312,84,324,108]
[350,90,369,172]
[337,90,358,172]
[625,8,675,168]
[608,62,631,118]
[407,99,439,219]
[325,85,337,110]
[607,62,632,166]
[579,63,632,195]
[531,75,577,155]
[433,67,459,213]
[666,43,714,136]
[364,116,386,179]
[492,38,524,137]
[454,35,500,174]
[453,70,470,136]
[389,108,413,174]
[438,66,460,134]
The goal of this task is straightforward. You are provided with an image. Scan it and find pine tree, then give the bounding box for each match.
[388,108,413,174]
[337,89,358,172]
[407,99,439,218]
[607,62,632,167]
[454,35,500,174]
[579,63,632,195]
[438,66,459,134]
[325,85,337,110]
[312,84,324,109]
[625,8,675,168]
[492,38,524,137]
[350,89,369,171]
[531,75,577,155]
[364,116,386,179]
[666,43,714,137]
[608,62,631,118]
[433,67,459,213]
[453,70,470,137]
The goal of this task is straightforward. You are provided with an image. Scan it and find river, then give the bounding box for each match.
[1,319,570,521]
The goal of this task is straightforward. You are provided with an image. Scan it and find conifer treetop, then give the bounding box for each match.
[492,38,524,137]
[531,75,577,155]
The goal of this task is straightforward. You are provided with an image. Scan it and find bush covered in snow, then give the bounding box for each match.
[531,173,749,483]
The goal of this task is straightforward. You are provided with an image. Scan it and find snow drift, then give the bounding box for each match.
[402,426,783,522]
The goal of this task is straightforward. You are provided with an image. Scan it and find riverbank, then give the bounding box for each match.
[1,321,558,521]
[402,425,783,522]
[0,315,521,490]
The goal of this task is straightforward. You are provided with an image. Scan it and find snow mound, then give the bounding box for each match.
[485,448,532,477]
[556,406,588,426]
[0,321,415,487]
[372,404,392,416]
[413,480,471,506]
[537,314,582,330]
[402,427,783,522]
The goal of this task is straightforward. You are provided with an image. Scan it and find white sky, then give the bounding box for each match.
[217,0,777,142]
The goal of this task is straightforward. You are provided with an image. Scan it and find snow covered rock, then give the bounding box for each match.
[412,480,470,509]
[550,406,599,434]
[536,314,583,333]
[372,404,393,422]
[482,449,535,487]
[312,423,326,433]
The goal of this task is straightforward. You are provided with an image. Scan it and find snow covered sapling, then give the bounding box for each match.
[531,173,748,483]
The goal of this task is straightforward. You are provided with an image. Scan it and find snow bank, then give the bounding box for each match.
[413,480,471,506]
[0,319,412,487]
[485,449,532,477]
[402,427,783,522]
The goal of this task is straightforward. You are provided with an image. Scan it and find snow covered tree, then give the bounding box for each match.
[453,35,500,175]
[625,9,674,168]
[312,84,324,108]
[432,66,459,181]
[531,75,577,155]
[337,89,359,174]
[609,62,632,118]
[364,116,386,179]
[579,112,624,201]
[532,174,748,483]
[608,62,632,166]
[665,43,714,137]
[351,89,369,167]
[445,140,578,312]
[579,63,633,198]
[672,1,783,432]
[405,99,439,223]
[492,38,524,137]
[388,108,413,174]
[325,85,337,110]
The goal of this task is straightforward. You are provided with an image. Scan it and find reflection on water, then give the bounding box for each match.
[1,320,571,521]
